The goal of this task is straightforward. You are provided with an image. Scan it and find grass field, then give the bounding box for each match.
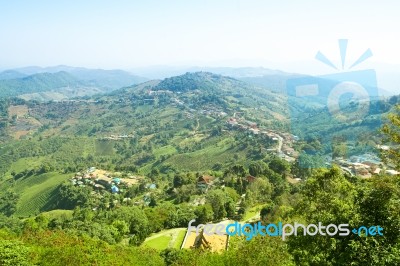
[164,136,244,171]
[153,145,177,158]
[13,172,71,217]
[242,205,263,222]
[3,157,45,180]
[143,228,187,250]
[143,235,172,250]
[39,209,74,220]
[173,229,187,249]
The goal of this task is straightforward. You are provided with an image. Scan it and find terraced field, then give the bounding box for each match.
[13,172,70,217]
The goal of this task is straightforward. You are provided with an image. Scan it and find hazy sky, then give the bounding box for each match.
[1,0,399,72]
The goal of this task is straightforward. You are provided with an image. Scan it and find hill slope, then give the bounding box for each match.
[0,71,83,98]
[0,72,397,217]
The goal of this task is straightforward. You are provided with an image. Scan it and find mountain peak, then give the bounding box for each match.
[154,71,239,92]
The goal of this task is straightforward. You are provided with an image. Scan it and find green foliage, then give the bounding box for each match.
[0,240,30,266]
[57,182,92,210]
[0,191,18,216]
[194,204,214,224]
[287,167,400,265]
[249,161,268,176]
[161,236,294,266]
[382,104,400,169]
[246,178,273,204]
[206,189,236,220]
[0,72,81,98]
[269,157,291,175]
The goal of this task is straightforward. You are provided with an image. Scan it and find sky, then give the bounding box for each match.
[0,0,400,74]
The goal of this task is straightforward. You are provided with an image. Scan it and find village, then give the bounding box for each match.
[69,167,158,206]
[333,148,400,178]
[226,115,299,162]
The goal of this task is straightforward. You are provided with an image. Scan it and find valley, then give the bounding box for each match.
[0,70,399,265]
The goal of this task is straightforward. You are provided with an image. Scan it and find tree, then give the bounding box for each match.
[382,104,400,169]
[57,183,92,209]
[173,173,195,188]
[287,167,358,265]
[175,184,196,203]
[247,178,273,204]
[0,191,18,216]
[349,175,400,265]
[206,190,228,220]
[110,206,150,246]
[231,164,247,177]
[268,158,290,175]
[111,220,130,242]
[249,161,268,177]
[195,204,214,224]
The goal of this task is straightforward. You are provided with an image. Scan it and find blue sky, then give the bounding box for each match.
[1,0,399,71]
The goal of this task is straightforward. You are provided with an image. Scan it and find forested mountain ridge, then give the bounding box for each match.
[0,66,148,100]
[0,71,82,98]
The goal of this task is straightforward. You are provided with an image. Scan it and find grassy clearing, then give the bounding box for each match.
[242,204,263,222]
[3,157,45,180]
[39,209,73,220]
[143,228,187,250]
[164,136,239,171]
[144,235,172,250]
[153,145,177,158]
[173,229,187,249]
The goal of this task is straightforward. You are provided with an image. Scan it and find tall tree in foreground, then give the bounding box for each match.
[381,104,400,169]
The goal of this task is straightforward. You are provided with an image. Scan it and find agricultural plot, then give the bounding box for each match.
[13,172,70,217]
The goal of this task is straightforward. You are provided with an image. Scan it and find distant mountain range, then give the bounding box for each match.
[9,65,148,89]
[0,66,148,100]
[0,65,397,101]
[130,66,296,79]
[131,65,397,96]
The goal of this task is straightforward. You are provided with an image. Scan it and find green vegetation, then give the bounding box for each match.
[0,72,399,265]
[13,172,71,217]
[173,229,186,249]
[144,235,172,250]
[0,72,81,98]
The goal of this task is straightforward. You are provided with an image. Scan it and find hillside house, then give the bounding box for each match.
[197,175,215,192]
[246,175,256,183]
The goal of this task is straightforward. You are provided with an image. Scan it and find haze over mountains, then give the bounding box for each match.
[0,66,148,100]
[131,64,400,95]
[0,65,397,103]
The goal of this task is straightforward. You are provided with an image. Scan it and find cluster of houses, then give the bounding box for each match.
[69,167,129,194]
[199,107,227,118]
[69,167,162,208]
[226,117,298,161]
[183,104,227,119]
[100,134,134,141]
[147,90,173,96]
[333,153,400,178]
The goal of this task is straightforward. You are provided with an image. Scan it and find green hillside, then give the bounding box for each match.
[13,172,70,217]
[0,71,82,98]
[0,72,397,218]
